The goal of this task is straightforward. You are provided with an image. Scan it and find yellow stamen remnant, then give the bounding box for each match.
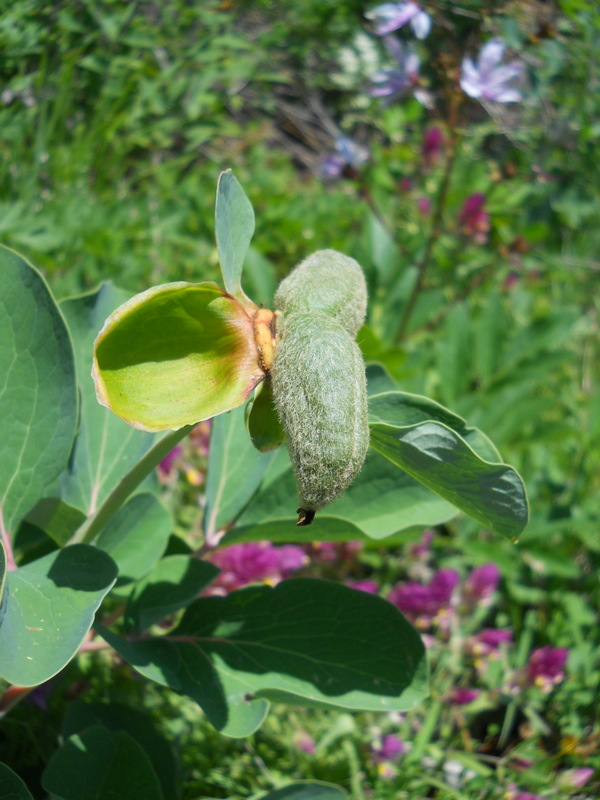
[252,308,278,372]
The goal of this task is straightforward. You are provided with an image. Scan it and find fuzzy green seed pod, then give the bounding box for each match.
[271,312,369,523]
[274,249,367,337]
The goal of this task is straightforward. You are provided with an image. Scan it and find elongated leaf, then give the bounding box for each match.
[42,725,163,800]
[225,445,456,545]
[258,783,347,800]
[60,284,158,514]
[96,493,172,586]
[204,403,275,535]
[63,702,180,800]
[369,421,528,539]
[93,282,263,431]
[0,763,34,800]
[124,555,219,632]
[215,169,255,302]
[99,579,428,738]
[246,379,285,452]
[0,246,78,534]
[0,545,117,685]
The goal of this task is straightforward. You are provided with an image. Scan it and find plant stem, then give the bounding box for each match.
[68,426,193,546]
[0,509,16,571]
[395,130,461,343]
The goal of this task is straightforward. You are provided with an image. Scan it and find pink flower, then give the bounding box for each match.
[294,731,316,755]
[208,542,307,593]
[446,687,480,706]
[372,733,407,762]
[417,197,431,216]
[464,563,500,606]
[556,768,594,790]
[459,193,490,243]
[388,568,459,628]
[505,788,546,800]
[526,646,569,692]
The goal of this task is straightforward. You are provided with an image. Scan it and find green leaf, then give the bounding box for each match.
[257,782,347,800]
[0,539,7,627]
[0,763,34,800]
[369,421,529,539]
[215,169,255,303]
[0,545,117,685]
[124,555,219,632]
[96,493,172,587]
[0,246,78,534]
[204,403,276,536]
[93,282,263,432]
[246,379,285,452]
[42,725,164,800]
[24,498,86,547]
[60,284,158,514]
[365,363,397,396]
[224,445,457,545]
[99,579,428,738]
[62,701,180,800]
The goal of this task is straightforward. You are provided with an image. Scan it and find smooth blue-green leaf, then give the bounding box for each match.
[0,246,78,534]
[60,283,158,515]
[99,579,428,738]
[225,445,456,545]
[365,363,397,396]
[62,702,180,800]
[0,545,117,685]
[204,403,275,535]
[124,555,219,632]
[0,763,34,800]
[257,782,348,800]
[96,493,172,587]
[215,169,255,300]
[369,421,528,539]
[24,498,87,547]
[42,725,163,800]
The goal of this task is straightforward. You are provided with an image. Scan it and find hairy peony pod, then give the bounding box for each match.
[274,249,367,337]
[271,312,369,525]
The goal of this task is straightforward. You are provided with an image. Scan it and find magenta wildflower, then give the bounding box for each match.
[294,731,316,755]
[366,2,431,39]
[464,563,500,605]
[369,37,420,101]
[208,542,307,593]
[417,197,431,215]
[505,787,546,800]
[460,39,523,103]
[388,568,459,628]
[526,646,569,692]
[422,127,443,164]
[459,193,490,243]
[446,687,480,706]
[158,445,182,476]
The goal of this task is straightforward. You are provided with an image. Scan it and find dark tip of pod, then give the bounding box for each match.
[296,507,316,526]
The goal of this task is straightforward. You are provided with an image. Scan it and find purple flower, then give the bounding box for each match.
[422,127,443,163]
[526,646,569,692]
[388,568,459,628]
[459,193,490,243]
[208,542,307,593]
[366,3,431,39]
[321,135,369,180]
[446,687,480,706]
[464,563,500,605]
[294,731,316,755]
[460,39,523,103]
[371,733,407,763]
[417,197,431,216]
[369,37,420,100]
[158,445,182,476]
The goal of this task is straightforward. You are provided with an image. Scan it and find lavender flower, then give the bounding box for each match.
[321,135,369,180]
[366,3,431,40]
[369,37,420,100]
[460,39,523,103]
